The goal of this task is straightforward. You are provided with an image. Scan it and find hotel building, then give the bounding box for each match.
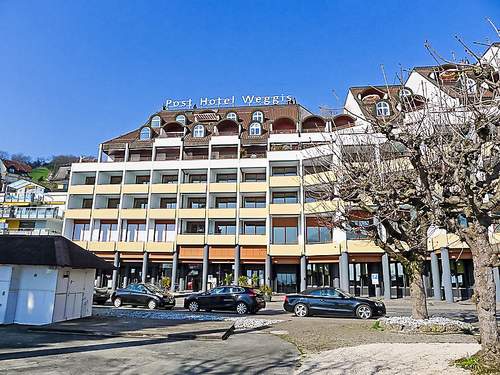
[63,97,500,300]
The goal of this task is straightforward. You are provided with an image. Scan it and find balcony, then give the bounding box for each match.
[206,234,236,245]
[0,193,44,204]
[88,241,116,252]
[95,185,121,194]
[209,183,237,193]
[303,171,336,186]
[239,207,268,218]
[346,239,384,253]
[269,203,301,215]
[239,234,268,245]
[179,183,207,194]
[65,209,92,219]
[269,244,301,256]
[145,241,175,252]
[178,208,206,219]
[149,208,176,220]
[176,234,205,245]
[269,176,300,187]
[92,209,119,220]
[0,207,62,220]
[116,241,145,252]
[68,185,95,195]
[150,184,177,194]
[239,182,267,192]
[304,200,341,214]
[120,209,147,220]
[305,242,341,256]
[122,184,149,194]
[207,208,237,219]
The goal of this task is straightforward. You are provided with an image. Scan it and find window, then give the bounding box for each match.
[186,221,205,233]
[399,88,412,98]
[306,289,323,296]
[306,222,332,243]
[376,101,390,117]
[109,175,122,185]
[188,174,207,183]
[151,116,161,128]
[72,221,90,241]
[139,127,151,140]
[272,192,298,204]
[243,173,266,182]
[273,223,298,244]
[84,176,96,185]
[175,114,187,125]
[272,166,297,176]
[98,221,118,242]
[160,198,176,209]
[252,111,264,123]
[135,175,150,184]
[154,222,175,242]
[161,174,178,184]
[215,197,236,208]
[107,198,120,209]
[304,191,317,203]
[213,221,236,235]
[187,197,206,209]
[133,198,148,209]
[346,219,371,239]
[243,196,266,208]
[82,198,93,209]
[465,78,476,94]
[216,173,237,183]
[193,124,205,137]
[249,122,262,136]
[242,221,265,235]
[226,112,238,121]
[123,221,146,241]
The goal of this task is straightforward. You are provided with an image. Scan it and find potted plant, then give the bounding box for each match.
[259,285,272,302]
[251,273,259,287]
[238,275,249,286]
[223,273,233,285]
[161,276,171,292]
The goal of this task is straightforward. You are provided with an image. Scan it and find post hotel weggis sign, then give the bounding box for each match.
[165,94,294,109]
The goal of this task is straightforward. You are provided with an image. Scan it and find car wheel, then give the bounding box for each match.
[147,299,158,310]
[113,297,122,308]
[356,304,372,319]
[188,301,199,312]
[236,302,248,315]
[294,303,309,317]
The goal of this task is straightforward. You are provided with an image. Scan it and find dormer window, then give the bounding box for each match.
[249,122,262,136]
[193,124,205,138]
[252,111,264,123]
[175,114,187,125]
[226,112,238,122]
[399,88,412,98]
[139,127,151,140]
[376,101,390,117]
[151,116,161,128]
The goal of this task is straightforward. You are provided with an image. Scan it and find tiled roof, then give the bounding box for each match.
[1,159,32,174]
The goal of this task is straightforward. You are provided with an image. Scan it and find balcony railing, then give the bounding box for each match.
[0,207,62,219]
[0,228,60,236]
[0,193,44,203]
[183,154,208,160]
[211,153,238,160]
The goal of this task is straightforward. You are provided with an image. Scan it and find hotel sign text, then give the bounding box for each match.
[165,94,293,109]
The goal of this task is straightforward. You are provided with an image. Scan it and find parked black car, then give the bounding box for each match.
[184,286,266,315]
[111,283,176,310]
[93,287,111,305]
[283,287,385,319]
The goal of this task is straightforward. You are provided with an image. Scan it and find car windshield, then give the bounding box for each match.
[145,284,163,293]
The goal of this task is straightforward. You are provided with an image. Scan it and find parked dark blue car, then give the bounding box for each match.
[283,287,385,319]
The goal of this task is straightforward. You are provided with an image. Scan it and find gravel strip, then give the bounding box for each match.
[379,316,474,333]
[93,308,282,330]
[297,342,481,374]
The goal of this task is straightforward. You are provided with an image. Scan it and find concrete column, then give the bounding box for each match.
[265,255,272,288]
[122,264,129,288]
[333,278,340,288]
[494,266,500,303]
[96,271,102,288]
[111,252,120,290]
[440,248,454,303]
[300,255,307,291]
[382,253,391,300]
[171,251,179,292]
[233,245,240,284]
[202,245,209,292]
[430,251,442,300]
[339,252,349,292]
[141,252,148,283]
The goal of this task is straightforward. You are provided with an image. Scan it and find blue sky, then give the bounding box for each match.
[0,0,498,158]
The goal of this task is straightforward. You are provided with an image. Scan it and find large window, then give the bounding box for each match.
[135,175,150,184]
[272,166,297,176]
[154,222,175,242]
[107,198,120,209]
[140,127,151,140]
[306,219,332,243]
[123,221,146,241]
[72,221,90,240]
[82,198,93,209]
[249,122,262,136]
[215,197,236,208]
[133,198,148,209]
[98,221,118,242]
[109,175,122,185]
[243,196,266,208]
[187,197,206,209]
[376,101,390,117]
[272,191,298,204]
[161,174,178,184]
[213,221,236,235]
[272,218,298,244]
[252,111,264,123]
[346,219,371,240]
[243,172,266,182]
[188,174,207,183]
[193,124,205,137]
[242,221,265,235]
[216,173,237,183]
[151,116,161,128]
[85,176,96,185]
[186,221,205,234]
[159,198,177,209]
[175,114,187,125]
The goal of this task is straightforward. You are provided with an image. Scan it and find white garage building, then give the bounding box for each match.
[0,235,114,325]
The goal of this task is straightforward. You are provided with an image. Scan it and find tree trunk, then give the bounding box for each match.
[406,259,429,319]
[465,227,499,357]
